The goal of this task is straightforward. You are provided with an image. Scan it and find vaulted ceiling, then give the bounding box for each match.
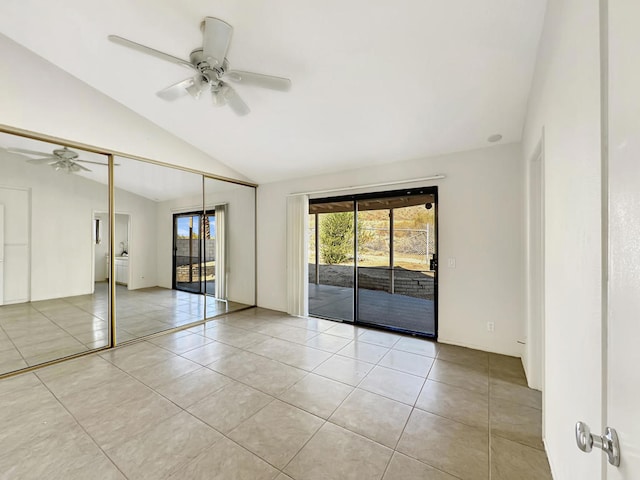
[0,0,547,184]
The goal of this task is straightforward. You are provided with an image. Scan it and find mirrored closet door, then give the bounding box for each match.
[0,132,111,375]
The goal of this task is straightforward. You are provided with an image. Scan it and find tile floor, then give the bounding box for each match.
[0,308,552,479]
[0,284,249,375]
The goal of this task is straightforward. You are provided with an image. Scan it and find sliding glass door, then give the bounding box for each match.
[308,188,437,337]
[173,211,214,294]
[308,201,355,322]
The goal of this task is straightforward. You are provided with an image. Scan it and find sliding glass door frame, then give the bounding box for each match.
[172,209,215,294]
[310,186,438,339]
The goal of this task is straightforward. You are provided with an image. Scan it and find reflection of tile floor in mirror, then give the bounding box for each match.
[0,283,249,376]
[0,308,551,479]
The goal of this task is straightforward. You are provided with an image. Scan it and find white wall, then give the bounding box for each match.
[1,151,108,300]
[114,191,160,291]
[521,0,603,478]
[114,214,129,255]
[0,34,247,183]
[0,149,161,300]
[258,143,525,357]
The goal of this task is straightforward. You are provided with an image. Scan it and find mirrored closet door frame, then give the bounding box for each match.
[0,124,257,380]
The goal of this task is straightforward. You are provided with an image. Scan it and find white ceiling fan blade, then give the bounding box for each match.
[186,76,208,98]
[202,17,233,66]
[6,147,51,156]
[211,89,227,107]
[71,162,91,172]
[221,84,250,116]
[225,70,291,91]
[26,156,56,164]
[108,35,194,70]
[157,77,196,101]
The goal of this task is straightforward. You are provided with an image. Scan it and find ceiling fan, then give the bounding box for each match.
[7,146,111,173]
[108,17,292,116]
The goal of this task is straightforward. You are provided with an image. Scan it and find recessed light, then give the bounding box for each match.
[488,134,503,143]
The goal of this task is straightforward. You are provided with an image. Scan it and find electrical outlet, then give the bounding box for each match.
[448,258,456,268]
[487,322,495,332]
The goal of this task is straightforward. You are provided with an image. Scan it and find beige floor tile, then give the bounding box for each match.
[437,344,490,368]
[358,329,402,347]
[105,411,221,480]
[379,349,434,377]
[36,356,129,398]
[329,388,412,448]
[382,452,458,480]
[247,337,332,371]
[0,394,79,455]
[149,332,214,354]
[489,353,528,385]
[188,381,273,433]
[312,355,374,386]
[416,379,489,429]
[428,359,489,394]
[208,350,267,379]
[0,372,41,396]
[239,358,307,396]
[127,355,201,388]
[490,398,544,450]
[397,409,489,480]
[337,340,390,364]
[304,333,352,352]
[323,323,365,339]
[393,337,439,358]
[99,341,176,372]
[0,423,125,480]
[81,390,181,450]
[0,381,59,423]
[490,377,542,410]
[168,437,279,480]
[229,400,323,468]
[359,366,425,405]
[155,367,231,408]
[58,375,153,422]
[73,328,109,345]
[180,340,241,365]
[0,355,28,374]
[19,335,86,359]
[284,422,392,480]
[202,325,271,348]
[279,317,336,332]
[25,345,90,367]
[491,435,552,480]
[269,325,320,344]
[279,373,353,419]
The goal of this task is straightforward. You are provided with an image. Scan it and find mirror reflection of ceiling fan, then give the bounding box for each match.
[108,16,292,116]
[7,146,113,173]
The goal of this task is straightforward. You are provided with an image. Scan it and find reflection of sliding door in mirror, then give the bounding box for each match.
[172,210,215,294]
[0,132,111,375]
[203,177,255,318]
[113,156,205,342]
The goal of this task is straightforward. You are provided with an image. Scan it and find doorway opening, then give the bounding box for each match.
[172,210,215,295]
[308,187,438,337]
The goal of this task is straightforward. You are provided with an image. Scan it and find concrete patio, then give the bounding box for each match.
[309,284,435,335]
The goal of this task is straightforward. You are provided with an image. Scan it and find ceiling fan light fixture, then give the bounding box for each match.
[108,16,291,115]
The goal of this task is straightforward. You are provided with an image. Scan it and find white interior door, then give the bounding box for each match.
[0,204,4,305]
[0,187,30,304]
[606,0,640,477]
